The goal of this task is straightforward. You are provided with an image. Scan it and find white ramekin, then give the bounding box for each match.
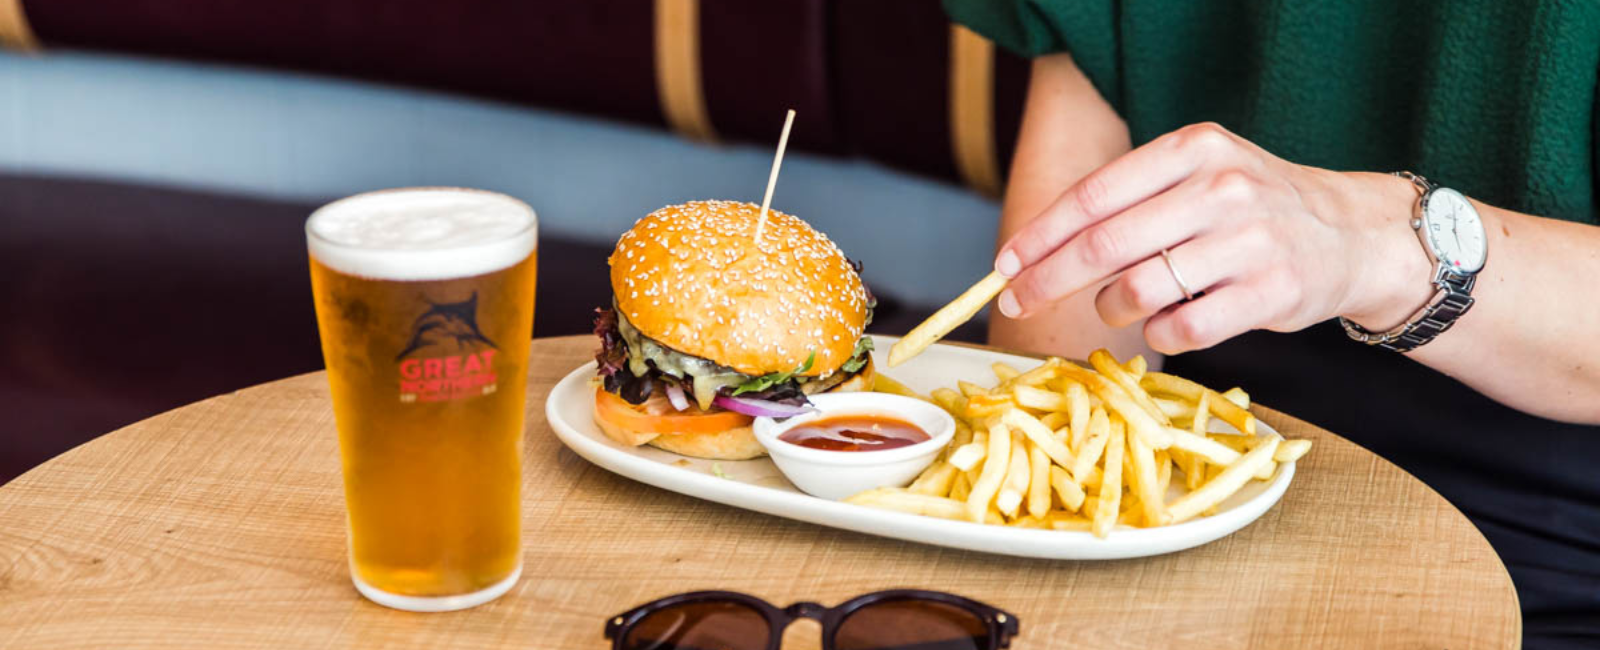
[752,392,955,500]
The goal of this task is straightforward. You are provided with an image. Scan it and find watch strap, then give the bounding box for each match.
[1338,172,1478,353]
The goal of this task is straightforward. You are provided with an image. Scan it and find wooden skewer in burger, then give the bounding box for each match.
[591,110,877,460]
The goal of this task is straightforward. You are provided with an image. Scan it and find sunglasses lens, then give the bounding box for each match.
[622,600,771,650]
[833,598,990,650]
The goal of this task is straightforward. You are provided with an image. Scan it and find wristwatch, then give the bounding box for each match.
[1339,172,1487,353]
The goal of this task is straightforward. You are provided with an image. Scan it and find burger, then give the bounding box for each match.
[592,200,876,460]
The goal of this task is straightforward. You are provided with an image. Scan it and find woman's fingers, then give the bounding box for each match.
[1094,229,1274,327]
[995,122,1243,277]
[1143,279,1284,354]
[999,172,1234,318]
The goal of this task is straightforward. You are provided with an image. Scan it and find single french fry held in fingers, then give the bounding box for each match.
[888,271,1009,367]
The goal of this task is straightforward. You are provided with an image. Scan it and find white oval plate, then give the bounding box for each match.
[544,335,1294,559]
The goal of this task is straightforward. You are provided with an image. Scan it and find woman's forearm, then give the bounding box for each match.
[989,54,1147,362]
[1334,173,1600,423]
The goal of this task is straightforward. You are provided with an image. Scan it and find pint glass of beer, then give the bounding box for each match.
[307,188,536,611]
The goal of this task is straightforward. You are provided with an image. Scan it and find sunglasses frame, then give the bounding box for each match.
[604,588,1019,650]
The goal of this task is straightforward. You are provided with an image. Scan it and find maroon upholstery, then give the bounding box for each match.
[833,0,1029,181]
[0,174,982,483]
[21,0,1021,183]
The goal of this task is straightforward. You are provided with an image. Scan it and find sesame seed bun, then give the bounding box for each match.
[609,200,870,376]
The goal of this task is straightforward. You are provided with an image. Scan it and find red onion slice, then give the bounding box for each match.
[713,395,818,419]
[663,382,691,411]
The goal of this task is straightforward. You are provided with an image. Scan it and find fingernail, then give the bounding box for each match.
[995,250,1020,278]
[998,290,1021,318]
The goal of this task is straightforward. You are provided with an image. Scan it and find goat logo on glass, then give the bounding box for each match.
[396,292,499,403]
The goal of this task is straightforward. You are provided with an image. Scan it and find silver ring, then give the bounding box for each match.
[1160,248,1195,301]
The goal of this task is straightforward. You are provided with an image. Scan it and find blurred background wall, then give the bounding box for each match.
[0,1,1028,482]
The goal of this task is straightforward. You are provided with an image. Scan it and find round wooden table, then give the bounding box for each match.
[0,336,1519,648]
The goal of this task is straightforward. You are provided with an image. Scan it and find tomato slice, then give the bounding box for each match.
[594,387,752,435]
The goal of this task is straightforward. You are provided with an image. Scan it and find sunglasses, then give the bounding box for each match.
[604,589,1019,650]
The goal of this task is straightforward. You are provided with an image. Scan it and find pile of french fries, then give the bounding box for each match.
[857,349,1312,538]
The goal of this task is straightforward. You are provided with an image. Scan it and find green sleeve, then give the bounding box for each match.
[942,0,1121,110]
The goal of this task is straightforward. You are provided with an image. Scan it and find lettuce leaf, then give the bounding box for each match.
[731,352,815,396]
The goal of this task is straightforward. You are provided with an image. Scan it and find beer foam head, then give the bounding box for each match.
[307,188,537,281]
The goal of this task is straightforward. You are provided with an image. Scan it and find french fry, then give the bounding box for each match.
[992,362,1021,383]
[1154,397,1196,420]
[947,442,987,472]
[1009,358,1062,388]
[958,380,992,398]
[1142,372,1257,436]
[1090,349,1172,427]
[1275,438,1313,463]
[1038,411,1069,432]
[1006,516,1050,529]
[845,488,967,521]
[1002,409,1076,468]
[1027,443,1052,518]
[1082,465,1103,490]
[1124,355,1148,380]
[949,473,972,501]
[952,419,974,448]
[1065,380,1090,451]
[1222,386,1250,409]
[1071,407,1111,484]
[1092,421,1127,538]
[997,433,1031,517]
[1185,391,1211,489]
[908,462,959,497]
[873,373,927,401]
[1250,434,1280,479]
[1156,450,1172,495]
[1046,513,1092,532]
[1166,427,1244,465]
[1126,426,1164,526]
[965,393,1015,418]
[1163,435,1280,524]
[966,420,1012,523]
[1049,466,1087,511]
[1057,362,1173,450]
[889,271,1009,367]
[1014,384,1068,411]
[931,388,967,419]
[1192,391,1212,435]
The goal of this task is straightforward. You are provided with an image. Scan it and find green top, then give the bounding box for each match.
[944,0,1599,223]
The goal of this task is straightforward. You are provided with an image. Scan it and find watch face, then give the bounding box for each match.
[1420,188,1487,274]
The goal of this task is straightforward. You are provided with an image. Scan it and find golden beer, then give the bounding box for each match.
[307,188,536,611]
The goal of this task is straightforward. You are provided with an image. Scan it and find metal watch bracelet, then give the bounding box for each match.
[1338,171,1477,353]
[1339,270,1475,353]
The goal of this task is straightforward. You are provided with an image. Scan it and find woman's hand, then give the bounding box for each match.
[993,122,1430,354]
